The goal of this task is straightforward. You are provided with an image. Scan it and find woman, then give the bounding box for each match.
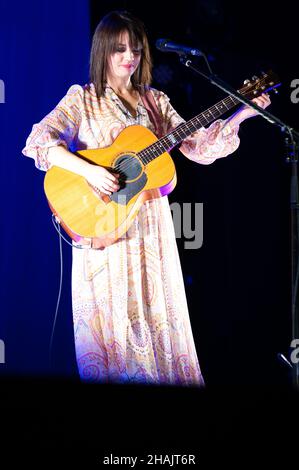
[22,10,270,386]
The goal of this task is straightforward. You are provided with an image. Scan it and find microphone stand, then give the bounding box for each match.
[179,55,299,388]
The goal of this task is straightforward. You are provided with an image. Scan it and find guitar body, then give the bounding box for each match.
[44,125,177,248]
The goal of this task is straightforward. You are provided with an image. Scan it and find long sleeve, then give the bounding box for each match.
[22,84,83,171]
[154,89,240,165]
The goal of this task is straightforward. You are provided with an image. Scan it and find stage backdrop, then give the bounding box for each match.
[0,0,296,385]
[0,0,90,377]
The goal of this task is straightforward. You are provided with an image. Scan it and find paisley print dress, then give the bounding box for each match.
[22,83,240,386]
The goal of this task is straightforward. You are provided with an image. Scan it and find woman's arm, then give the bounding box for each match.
[22,85,119,194]
[154,89,271,165]
[48,145,91,177]
[47,146,119,195]
[225,93,271,128]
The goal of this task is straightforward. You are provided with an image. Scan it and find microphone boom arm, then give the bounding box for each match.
[180,55,299,138]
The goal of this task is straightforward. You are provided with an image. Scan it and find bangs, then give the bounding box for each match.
[109,28,143,53]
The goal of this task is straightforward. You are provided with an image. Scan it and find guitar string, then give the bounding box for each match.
[107,76,274,177]
[113,81,273,175]
[111,94,237,176]
[111,76,274,174]
[113,93,241,173]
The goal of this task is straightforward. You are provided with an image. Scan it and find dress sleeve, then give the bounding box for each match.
[22,84,83,171]
[155,89,240,165]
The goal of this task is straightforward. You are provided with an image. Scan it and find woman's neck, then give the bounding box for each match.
[106,78,133,96]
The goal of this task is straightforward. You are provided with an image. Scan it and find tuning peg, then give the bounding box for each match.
[243,79,250,85]
[252,75,258,81]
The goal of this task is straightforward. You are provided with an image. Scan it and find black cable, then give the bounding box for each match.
[48,216,90,371]
[202,53,213,75]
[48,220,63,371]
[51,215,87,249]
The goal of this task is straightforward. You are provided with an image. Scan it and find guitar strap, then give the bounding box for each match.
[141,89,164,139]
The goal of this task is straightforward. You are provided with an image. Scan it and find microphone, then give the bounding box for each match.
[155,38,203,57]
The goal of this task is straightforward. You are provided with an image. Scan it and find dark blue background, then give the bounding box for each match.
[0,0,297,387]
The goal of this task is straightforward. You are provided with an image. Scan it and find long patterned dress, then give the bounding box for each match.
[22,83,240,386]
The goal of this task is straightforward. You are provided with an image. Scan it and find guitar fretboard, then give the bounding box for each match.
[138,94,241,164]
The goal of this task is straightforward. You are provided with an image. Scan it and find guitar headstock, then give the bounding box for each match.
[239,70,281,99]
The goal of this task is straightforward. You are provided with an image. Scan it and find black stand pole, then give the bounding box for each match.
[287,137,299,387]
[179,55,299,388]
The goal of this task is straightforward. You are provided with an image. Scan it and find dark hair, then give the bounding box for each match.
[89,10,152,97]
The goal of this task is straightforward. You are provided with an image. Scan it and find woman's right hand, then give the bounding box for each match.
[83,164,120,195]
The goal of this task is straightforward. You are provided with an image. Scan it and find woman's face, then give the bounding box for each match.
[107,31,142,83]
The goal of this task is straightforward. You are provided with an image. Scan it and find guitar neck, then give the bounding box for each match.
[138,93,241,163]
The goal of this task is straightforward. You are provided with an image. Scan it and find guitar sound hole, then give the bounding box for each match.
[108,153,147,205]
[113,154,142,184]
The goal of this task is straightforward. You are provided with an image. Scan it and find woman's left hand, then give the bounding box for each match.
[227,93,271,128]
[238,93,271,120]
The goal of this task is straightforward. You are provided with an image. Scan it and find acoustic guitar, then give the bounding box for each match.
[44,71,280,249]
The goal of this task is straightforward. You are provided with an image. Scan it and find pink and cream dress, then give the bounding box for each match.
[22,83,240,386]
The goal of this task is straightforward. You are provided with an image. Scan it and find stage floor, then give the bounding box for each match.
[0,376,298,466]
